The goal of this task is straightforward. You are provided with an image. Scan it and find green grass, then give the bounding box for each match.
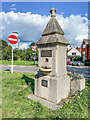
[1,71,89,118]
[0,60,38,66]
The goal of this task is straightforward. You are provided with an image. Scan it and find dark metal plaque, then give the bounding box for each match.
[42,80,48,87]
[41,50,52,57]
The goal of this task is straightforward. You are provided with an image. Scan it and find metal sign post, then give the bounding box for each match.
[11,45,13,74]
[33,53,36,65]
[25,48,27,64]
[32,46,37,65]
[34,53,35,65]
[8,34,18,74]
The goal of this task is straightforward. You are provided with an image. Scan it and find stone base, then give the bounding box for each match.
[70,78,85,95]
[35,74,70,104]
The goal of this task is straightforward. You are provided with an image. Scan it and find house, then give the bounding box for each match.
[67,47,81,61]
[81,39,90,61]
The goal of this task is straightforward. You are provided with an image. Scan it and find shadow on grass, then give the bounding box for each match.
[21,74,35,93]
[4,69,10,71]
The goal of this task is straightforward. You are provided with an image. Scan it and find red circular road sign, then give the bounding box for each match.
[32,46,37,51]
[8,35,18,44]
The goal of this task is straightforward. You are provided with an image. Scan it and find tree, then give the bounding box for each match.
[26,48,32,60]
[0,40,38,61]
[29,42,36,47]
[13,48,20,60]
[0,39,8,50]
[0,40,8,59]
[2,45,12,60]
[35,49,38,60]
[20,49,25,60]
[72,56,82,61]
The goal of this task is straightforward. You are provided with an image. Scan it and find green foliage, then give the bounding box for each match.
[0,39,8,50]
[72,72,84,80]
[67,72,73,78]
[2,45,12,60]
[26,47,33,61]
[20,49,25,60]
[1,71,88,118]
[56,87,88,118]
[72,56,82,61]
[35,49,38,60]
[13,48,20,60]
[0,40,9,60]
[85,59,90,66]
[68,72,84,80]
[2,71,51,118]
[29,42,36,47]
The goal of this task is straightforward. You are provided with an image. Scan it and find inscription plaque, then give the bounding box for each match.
[41,50,52,57]
[42,80,48,87]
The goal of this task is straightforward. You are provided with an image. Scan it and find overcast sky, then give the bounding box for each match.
[0,2,88,49]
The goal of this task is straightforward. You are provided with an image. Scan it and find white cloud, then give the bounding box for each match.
[11,4,16,7]
[56,14,88,46]
[85,13,88,16]
[10,8,16,11]
[19,43,28,49]
[75,34,88,42]
[0,11,88,46]
[14,43,28,49]
[60,12,64,15]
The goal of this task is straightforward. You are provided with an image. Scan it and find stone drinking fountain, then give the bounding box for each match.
[35,8,71,104]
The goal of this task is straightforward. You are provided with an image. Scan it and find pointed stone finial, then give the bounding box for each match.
[50,8,56,17]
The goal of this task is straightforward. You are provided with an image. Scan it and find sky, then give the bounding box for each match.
[0,2,88,49]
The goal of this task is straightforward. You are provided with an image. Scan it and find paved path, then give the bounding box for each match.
[0,64,90,79]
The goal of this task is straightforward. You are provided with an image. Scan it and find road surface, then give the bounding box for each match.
[67,65,90,80]
[0,64,90,80]
[0,64,39,74]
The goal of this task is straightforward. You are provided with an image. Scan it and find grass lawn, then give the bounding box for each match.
[0,60,38,66]
[1,71,89,118]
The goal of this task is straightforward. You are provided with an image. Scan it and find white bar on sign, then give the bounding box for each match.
[9,38,17,41]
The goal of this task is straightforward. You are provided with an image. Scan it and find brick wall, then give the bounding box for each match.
[81,41,90,60]
[87,45,90,59]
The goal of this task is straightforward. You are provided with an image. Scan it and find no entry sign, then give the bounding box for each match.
[8,35,18,44]
[32,46,37,51]
[8,33,18,74]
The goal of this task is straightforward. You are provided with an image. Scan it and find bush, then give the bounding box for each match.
[72,56,82,61]
[67,72,84,81]
[72,72,84,80]
[84,59,90,66]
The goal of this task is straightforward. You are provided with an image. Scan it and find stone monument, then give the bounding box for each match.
[35,8,70,104]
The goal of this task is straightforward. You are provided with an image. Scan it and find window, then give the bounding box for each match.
[83,51,85,61]
[72,52,76,55]
[83,44,85,48]
[83,51,85,55]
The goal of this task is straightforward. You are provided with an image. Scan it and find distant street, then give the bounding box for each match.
[67,65,90,80]
[0,64,39,74]
[0,64,90,80]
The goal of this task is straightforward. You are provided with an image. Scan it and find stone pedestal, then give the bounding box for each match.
[70,78,85,95]
[35,75,70,104]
